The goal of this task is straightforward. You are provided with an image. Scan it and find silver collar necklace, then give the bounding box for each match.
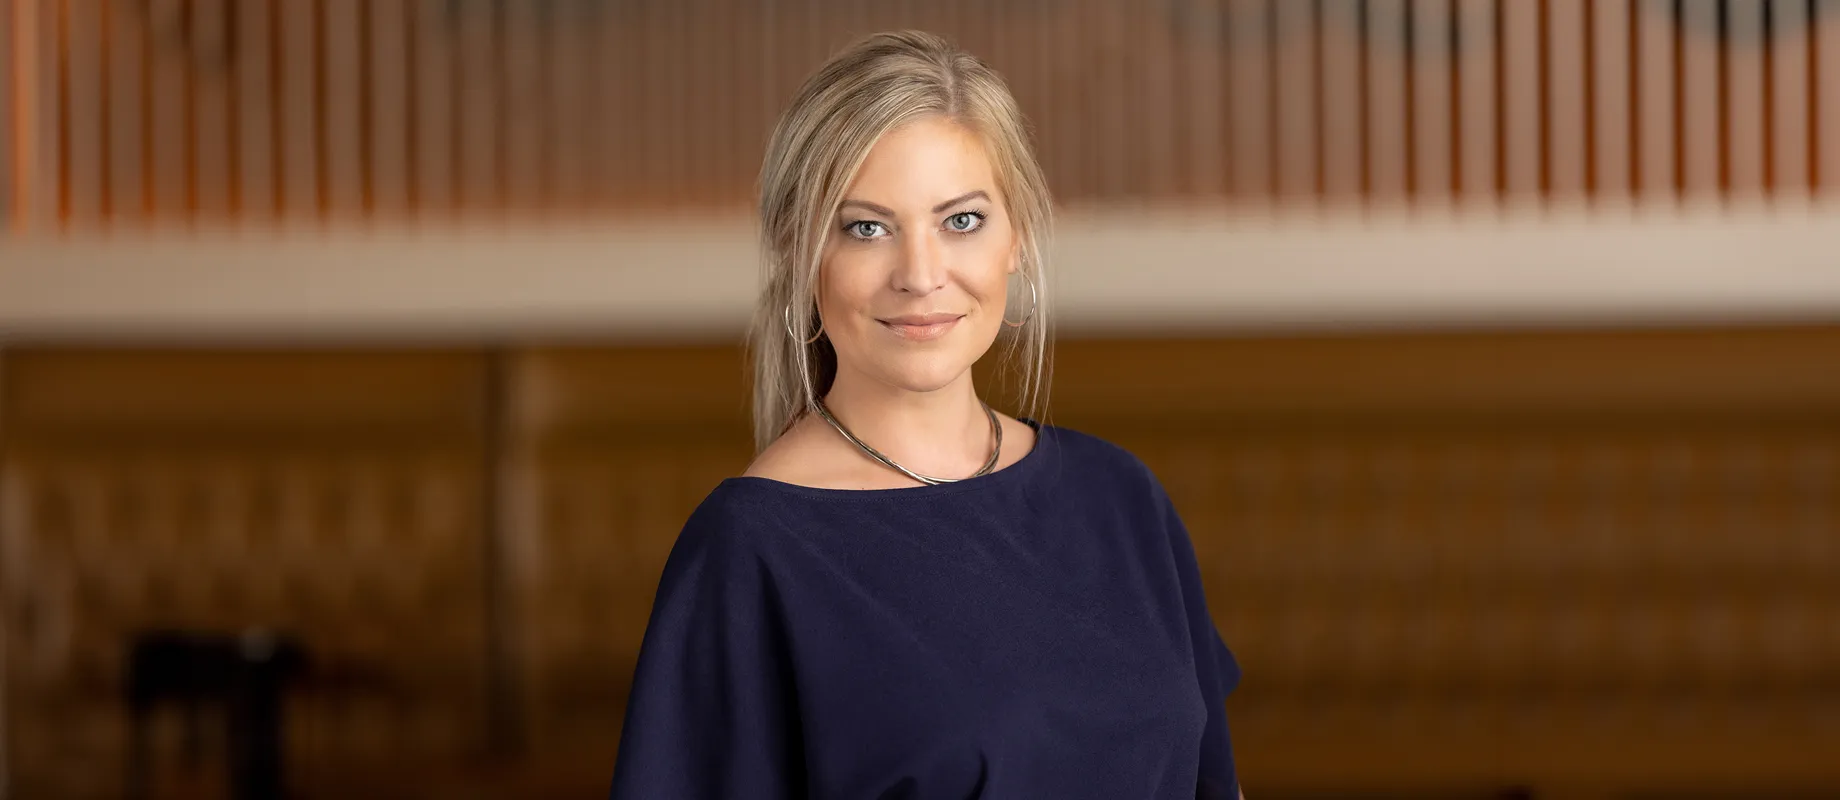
[813,399,1003,486]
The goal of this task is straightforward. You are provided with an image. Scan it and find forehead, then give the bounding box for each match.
[846,117,997,206]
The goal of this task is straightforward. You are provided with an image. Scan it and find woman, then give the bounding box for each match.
[609,30,1244,800]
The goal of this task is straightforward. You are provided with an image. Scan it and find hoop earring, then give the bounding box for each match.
[784,303,825,345]
[1004,270,1037,328]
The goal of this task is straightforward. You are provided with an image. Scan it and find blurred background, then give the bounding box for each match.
[3,1,1840,798]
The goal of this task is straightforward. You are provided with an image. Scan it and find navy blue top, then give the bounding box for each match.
[608,422,1242,799]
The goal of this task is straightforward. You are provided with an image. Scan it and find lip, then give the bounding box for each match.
[878,313,965,341]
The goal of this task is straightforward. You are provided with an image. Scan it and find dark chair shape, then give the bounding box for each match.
[124,629,309,800]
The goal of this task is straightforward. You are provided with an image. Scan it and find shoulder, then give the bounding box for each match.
[739,412,833,485]
[739,411,897,490]
[1035,423,1184,531]
[1041,423,1166,494]
[667,481,786,571]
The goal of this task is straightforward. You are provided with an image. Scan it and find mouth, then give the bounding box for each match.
[878,314,965,341]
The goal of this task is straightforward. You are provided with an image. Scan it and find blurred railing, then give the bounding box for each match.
[7,0,1840,232]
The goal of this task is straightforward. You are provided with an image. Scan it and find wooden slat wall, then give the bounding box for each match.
[2,0,14,228]
[10,0,1840,229]
[1824,0,1840,189]
[0,351,494,800]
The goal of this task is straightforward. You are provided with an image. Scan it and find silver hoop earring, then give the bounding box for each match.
[1004,270,1037,328]
[784,303,825,345]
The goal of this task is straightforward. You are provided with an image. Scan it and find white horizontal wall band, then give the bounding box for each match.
[3,206,1840,343]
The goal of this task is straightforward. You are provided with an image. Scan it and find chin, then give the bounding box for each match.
[872,352,978,394]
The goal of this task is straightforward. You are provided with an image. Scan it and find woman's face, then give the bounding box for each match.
[818,116,1017,397]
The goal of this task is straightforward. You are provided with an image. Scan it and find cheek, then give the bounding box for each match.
[963,235,1014,299]
[818,251,882,320]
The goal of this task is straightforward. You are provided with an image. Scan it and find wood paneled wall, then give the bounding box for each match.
[0,351,496,799]
[11,1,1840,231]
[3,328,1840,799]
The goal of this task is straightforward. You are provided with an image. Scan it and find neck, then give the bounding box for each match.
[819,367,994,479]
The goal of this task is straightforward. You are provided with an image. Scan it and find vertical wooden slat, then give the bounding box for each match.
[1726,0,1766,198]
[1411,0,1453,205]
[990,1,1024,193]
[1227,0,1272,202]
[234,0,273,221]
[1049,0,1082,201]
[0,0,13,228]
[1679,0,1720,199]
[32,0,58,228]
[456,0,501,211]
[323,0,363,218]
[278,0,318,217]
[637,0,665,205]
[1097,1,1130,200]
[725,0,749,207]
[1273,0,1317,200]
[1456,0,1497,203]
[1320,0,1362,202]
[691,0,717,203]
[671,0,696,206]
[1029,6,1059,201]
[1636,0,1676,202]
[1547,0,1588,201]
[1144,10,1180,200]
[1366,0,1409,204]
[656,0,683,207]
[502,1,544,212]
[0,350,9,795]
[595,3,630,206]
[1184,0,1226,200]
[1137,9,1175,200]
[1032,0,1064,201]
[190,0,231,218]
[1098,2,1133,202]
[1030,1,1059,206]
[412,0,454,214]
[1819,0,1840,194]
[545,2,587,209]
[1500,0,1541,200]
[1081,0,1108,201]
[65,0,105,225]
[1769,0,1811,198]
[369,0,410,215]
[148,0,188,216]
[677,0,702,206]
[1592,0,1633,201]
[105,0,144,221]
[738,0,770,207]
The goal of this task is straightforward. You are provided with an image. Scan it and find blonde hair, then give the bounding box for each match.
[749,30,1054,453]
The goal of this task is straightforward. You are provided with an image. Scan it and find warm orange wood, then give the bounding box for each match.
[4,327,1839,798]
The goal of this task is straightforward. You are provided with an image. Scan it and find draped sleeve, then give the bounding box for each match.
[1151,474,1244,800]
[607,492,806,800]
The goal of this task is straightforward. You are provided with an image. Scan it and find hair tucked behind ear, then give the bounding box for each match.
[749,30,1054,454]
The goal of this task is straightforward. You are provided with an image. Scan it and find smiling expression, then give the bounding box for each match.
[818,116,1018,395]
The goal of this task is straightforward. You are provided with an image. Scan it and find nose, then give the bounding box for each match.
[892,230,947,295]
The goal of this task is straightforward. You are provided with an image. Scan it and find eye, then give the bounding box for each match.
[845,220,888,240]
[944,212,985,234]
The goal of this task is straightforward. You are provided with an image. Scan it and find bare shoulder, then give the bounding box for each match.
[740,412,880,488]
[742,424,809,480]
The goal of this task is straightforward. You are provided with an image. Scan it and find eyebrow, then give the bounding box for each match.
[838,199,896,217]
[837,190,992,218]
[931,190,989,213]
